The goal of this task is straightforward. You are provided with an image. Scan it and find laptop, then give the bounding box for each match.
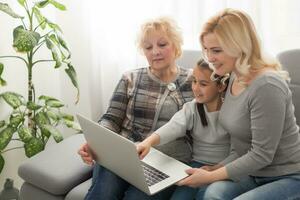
[77,114,191,195]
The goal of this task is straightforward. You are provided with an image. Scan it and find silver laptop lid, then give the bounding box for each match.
[77,114,150,193]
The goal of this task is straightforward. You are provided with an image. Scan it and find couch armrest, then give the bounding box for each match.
[18,134,93,195]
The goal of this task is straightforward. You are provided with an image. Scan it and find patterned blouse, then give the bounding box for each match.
[99,66,193,161]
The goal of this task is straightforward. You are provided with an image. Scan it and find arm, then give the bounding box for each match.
[155,102,194,145]
[99,74,130,132]
[137,102,194,159]
[78,74,130,163]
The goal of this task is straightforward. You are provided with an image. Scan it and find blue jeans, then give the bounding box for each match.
[85,164,175,200]
[197,173,300,200]
[170,161,208,200]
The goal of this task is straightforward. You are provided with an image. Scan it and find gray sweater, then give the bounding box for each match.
[156,99,230,165]
[220,73,300,180]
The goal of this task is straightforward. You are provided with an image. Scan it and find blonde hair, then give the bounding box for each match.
[200,8,289,80]
[137,17,183,58]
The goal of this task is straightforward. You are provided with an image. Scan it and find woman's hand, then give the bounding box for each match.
[177,166,228,187]
[201,164,223,171]
[77,142,95,165]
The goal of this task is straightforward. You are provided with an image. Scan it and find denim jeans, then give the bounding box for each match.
[171,161,207,200]
[85,164,175,200]
[197,173,300,200]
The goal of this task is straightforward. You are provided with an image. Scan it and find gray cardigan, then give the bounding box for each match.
[220,73,300,180]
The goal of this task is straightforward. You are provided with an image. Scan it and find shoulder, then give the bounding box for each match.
[121,67,148,81]
[183,99,197,109]
[177,67,193,86]
[249,72,290,96]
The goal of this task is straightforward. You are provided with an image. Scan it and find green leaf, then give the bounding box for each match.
[35,112,50,127]
[13,26,41,52]
[36,0,50,8]
[65,63,79,103]
[33,7,46,29]
[18,126,32,143]
[17,0,26,6]
[0,154,4,174]
[0,63,6,87]
[45,38,62,68]
[46,110,59,121]
[0,63,4,75]
[9,114,24,128]
[38,95,58,102]
[0,127,15,151]
[63,120,81,131]
[61,113,74,121]
[40,127,51,138]
[0,3,24,18]
[1,92,23,109]
[46,20,62,32]
[57,35,69,51]
[46,99,64,108]
[42,125,63,143]
[24,137,44,157]
[0,121,5,129]
[49,0,66,10]
[27,101,42,110]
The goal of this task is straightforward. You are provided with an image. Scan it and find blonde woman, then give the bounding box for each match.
[178,8,300,200]
[78,17,193,200]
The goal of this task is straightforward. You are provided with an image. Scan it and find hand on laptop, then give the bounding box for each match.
[136,133,161,160]
[78,142,95,165]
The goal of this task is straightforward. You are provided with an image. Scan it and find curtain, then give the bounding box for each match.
[58,0,300,120]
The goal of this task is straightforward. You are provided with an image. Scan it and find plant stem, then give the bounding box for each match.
[32,59,55,66]
[32,40,46,55]
[1,146,24,154]
[0,56,28,66]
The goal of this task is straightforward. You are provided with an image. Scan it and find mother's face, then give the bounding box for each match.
[202,33,236,76]
[142,30,177,71]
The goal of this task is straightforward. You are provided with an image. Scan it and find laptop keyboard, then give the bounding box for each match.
[141,162,169,186]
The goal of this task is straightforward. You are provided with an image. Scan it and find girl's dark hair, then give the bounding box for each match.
[195,58,229,127]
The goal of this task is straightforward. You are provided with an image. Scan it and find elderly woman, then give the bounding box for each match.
[78,17,194,200]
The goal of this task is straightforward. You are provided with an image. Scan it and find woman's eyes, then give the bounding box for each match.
[212,49,222,53]
[144,43,168,50]
[158,43,167,47]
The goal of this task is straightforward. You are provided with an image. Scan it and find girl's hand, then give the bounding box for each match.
[136,141,151,160]
[136,133,160,159]
[77,142,95,165]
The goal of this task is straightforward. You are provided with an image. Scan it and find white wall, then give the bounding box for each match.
[0,0,93,189]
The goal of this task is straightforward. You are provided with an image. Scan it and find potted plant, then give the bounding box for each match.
[0,0,80,174]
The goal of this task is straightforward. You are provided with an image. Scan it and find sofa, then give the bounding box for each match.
[17,49,300,199]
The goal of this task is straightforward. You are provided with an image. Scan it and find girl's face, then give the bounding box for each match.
[202,33,236,76]
[142,30,177,71]
[192,67,224,105]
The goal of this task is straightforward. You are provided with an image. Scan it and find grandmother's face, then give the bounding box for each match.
[142,30,177,71]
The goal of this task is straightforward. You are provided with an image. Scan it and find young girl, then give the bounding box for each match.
[137,58,230,200]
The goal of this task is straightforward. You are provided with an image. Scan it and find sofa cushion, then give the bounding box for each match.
[65,178,91,200]
[18,134,93,195]
[20,182,64,200]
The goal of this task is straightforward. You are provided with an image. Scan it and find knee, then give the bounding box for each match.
[199,182,231,200]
